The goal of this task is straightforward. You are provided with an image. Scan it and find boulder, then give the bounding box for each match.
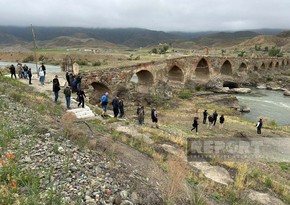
[229,88,251,94]
[283,90,290,96]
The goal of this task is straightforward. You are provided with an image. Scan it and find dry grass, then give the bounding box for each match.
[162,156,189,204]
[61,112,89,148]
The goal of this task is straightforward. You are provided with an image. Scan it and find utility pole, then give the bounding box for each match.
[31,24,38,73]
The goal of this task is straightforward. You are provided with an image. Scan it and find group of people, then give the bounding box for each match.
[191,109,225,134]
[100,93,125,118]
[191,109,263,135]
[9,63,33,84]
[52,74,86,110]
[136,105,159,128]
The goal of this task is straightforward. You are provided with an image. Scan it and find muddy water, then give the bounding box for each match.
[236,88,290,126]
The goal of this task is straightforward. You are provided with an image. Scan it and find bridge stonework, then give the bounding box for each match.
[81,55,289,99]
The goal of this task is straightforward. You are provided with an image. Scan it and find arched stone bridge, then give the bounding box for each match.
[81,55,290,99]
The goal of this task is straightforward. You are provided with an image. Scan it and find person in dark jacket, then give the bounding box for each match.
[63,86,71,109]
[52,75,60,102]
[256,118,263,134]
[203,110,208,124]
[213,111,218,126]
[112,96,119,118]
[151,107,159,128]
[9,64,16,79]
[219,114,225,129]
[66,71,70,86]
[77,89,86,108]
[27,68,32,84]
[118,98,125,118]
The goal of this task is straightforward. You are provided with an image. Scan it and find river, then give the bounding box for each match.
[236,88,290,126]
[0,61,61,73]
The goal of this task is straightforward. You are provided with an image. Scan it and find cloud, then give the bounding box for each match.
[0,0,289,31]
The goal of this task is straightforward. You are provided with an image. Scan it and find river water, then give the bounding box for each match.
[0,61,61,73]
[236,88,290,126]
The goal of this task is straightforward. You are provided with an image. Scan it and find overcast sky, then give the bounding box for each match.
[1,0,289,32]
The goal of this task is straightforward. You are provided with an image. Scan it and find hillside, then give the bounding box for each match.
[0,26,289,49]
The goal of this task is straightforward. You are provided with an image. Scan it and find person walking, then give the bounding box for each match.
[39,69,45,85]
[191,109,200,133]
[52,75,60,102]
[256,118,263,134]
[203,109,208,124]
[9,64,16,79]
[63,86,71,109]
[77,89,86,108]
[208,115,214,129]
[219,114,225,129]
[118,98,125,118]
[27,68,32,84]
[39,63,46,84]
[137,106,145,125]
[213,111,218,126]
[112,96,119,118]
[151,107,159,128]
[100,92,109,117]
[66,71,70,86]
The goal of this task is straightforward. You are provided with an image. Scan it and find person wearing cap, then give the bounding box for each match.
[52,75,60,102]
[100,92,109,117]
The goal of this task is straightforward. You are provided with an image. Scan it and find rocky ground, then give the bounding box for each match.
[1,52,290,204]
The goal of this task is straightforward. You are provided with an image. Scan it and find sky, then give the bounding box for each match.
[1,0,289,32]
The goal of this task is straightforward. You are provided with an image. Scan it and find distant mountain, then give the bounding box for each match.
[0,26,182,48]
[0,26,289,49]
[276,30,290,38]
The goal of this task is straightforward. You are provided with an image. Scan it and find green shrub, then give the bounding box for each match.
[178,90,192,99]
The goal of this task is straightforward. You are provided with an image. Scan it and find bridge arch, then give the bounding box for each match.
[221,60,232,75]
[195,58,210,79]
[131,70,154,93]
[238,62,247,72]
[275,62,279,68]
[168,65,184,82]
[269,62,273,68]
[261,63,265,69]
[91,82,111,104]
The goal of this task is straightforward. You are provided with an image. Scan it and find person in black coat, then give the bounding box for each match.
[118,98,125,118]
[213,111,218,126]
[112,96,119,118]
[9,64,16,79]
[27,68,32,84]
[77,89,86,108]
[256,118,263,134]
[203,110,208,124]
[52,75,60,102]
[219,114,225,129]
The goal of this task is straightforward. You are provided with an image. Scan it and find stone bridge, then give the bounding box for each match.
[80,55,290,101]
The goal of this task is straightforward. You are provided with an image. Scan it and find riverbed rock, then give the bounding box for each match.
[238,105,251,112]
[257,84,266,89]
[283,90,290,96]
[229,88,251,94]
[245,190,285,205]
